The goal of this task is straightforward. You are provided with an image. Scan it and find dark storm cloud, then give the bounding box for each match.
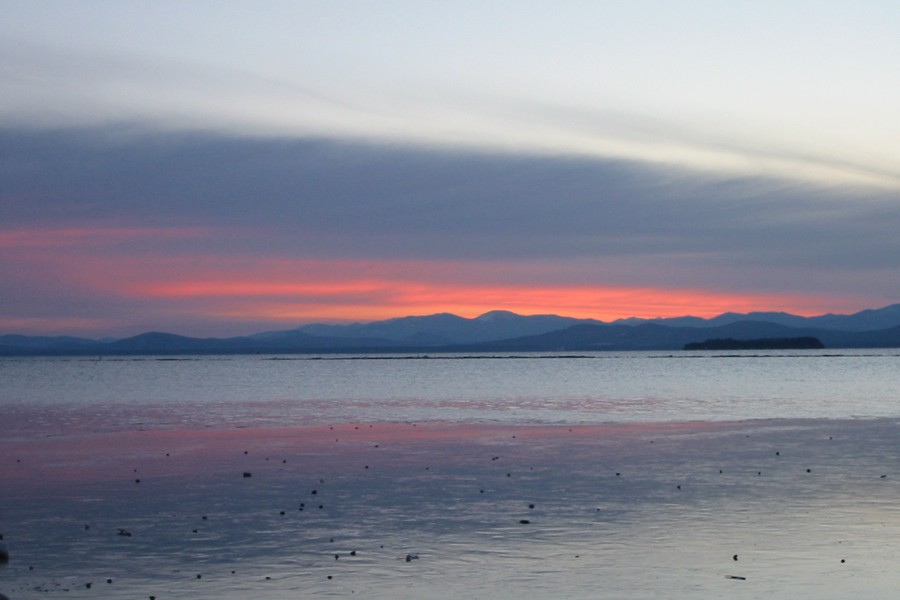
[2,125,899,274]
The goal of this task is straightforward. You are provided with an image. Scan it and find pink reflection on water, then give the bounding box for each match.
[0,419,746,491]
[3,418,900,599]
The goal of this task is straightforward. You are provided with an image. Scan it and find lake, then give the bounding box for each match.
[1,350,899,598]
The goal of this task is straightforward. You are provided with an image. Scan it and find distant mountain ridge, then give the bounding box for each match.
[255,310,600,346]
[2,304,900,355]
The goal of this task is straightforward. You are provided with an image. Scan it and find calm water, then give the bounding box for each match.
[2,350,900,599]
[1,349,899,436]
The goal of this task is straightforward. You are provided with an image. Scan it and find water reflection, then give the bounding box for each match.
[2,419,899,598]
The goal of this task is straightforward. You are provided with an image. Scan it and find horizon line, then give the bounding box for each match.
[3,303,896,342]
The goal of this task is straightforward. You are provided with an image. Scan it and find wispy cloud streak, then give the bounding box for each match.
[0,128,894,335]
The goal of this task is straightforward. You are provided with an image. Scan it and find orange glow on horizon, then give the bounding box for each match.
[2,226,878,335]
[130,276,833,323]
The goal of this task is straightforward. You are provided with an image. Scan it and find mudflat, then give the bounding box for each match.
[2,418,899,599]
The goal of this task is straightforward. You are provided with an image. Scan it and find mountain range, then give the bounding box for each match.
[2,304,900,356]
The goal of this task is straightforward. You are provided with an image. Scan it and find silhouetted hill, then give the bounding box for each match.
[817,324,900,348]
[260,310,601,345]
[3,304,900,355]
[0,334,99,354]
[615,303,900,331]
[99,331,407,355]
[455,321,820,352]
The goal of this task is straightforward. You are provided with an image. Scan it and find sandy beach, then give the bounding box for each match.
[2,417,899,599]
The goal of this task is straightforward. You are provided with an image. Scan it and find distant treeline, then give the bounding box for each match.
[683,337,825,351]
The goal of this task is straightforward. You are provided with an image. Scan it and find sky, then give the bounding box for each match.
[2,1,899,337]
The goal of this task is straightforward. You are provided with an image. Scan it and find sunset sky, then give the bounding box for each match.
[2,1,899,337]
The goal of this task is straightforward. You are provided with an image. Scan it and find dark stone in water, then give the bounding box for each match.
[243,472,252,478]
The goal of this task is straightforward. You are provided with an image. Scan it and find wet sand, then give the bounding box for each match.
[2,418,899,599]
